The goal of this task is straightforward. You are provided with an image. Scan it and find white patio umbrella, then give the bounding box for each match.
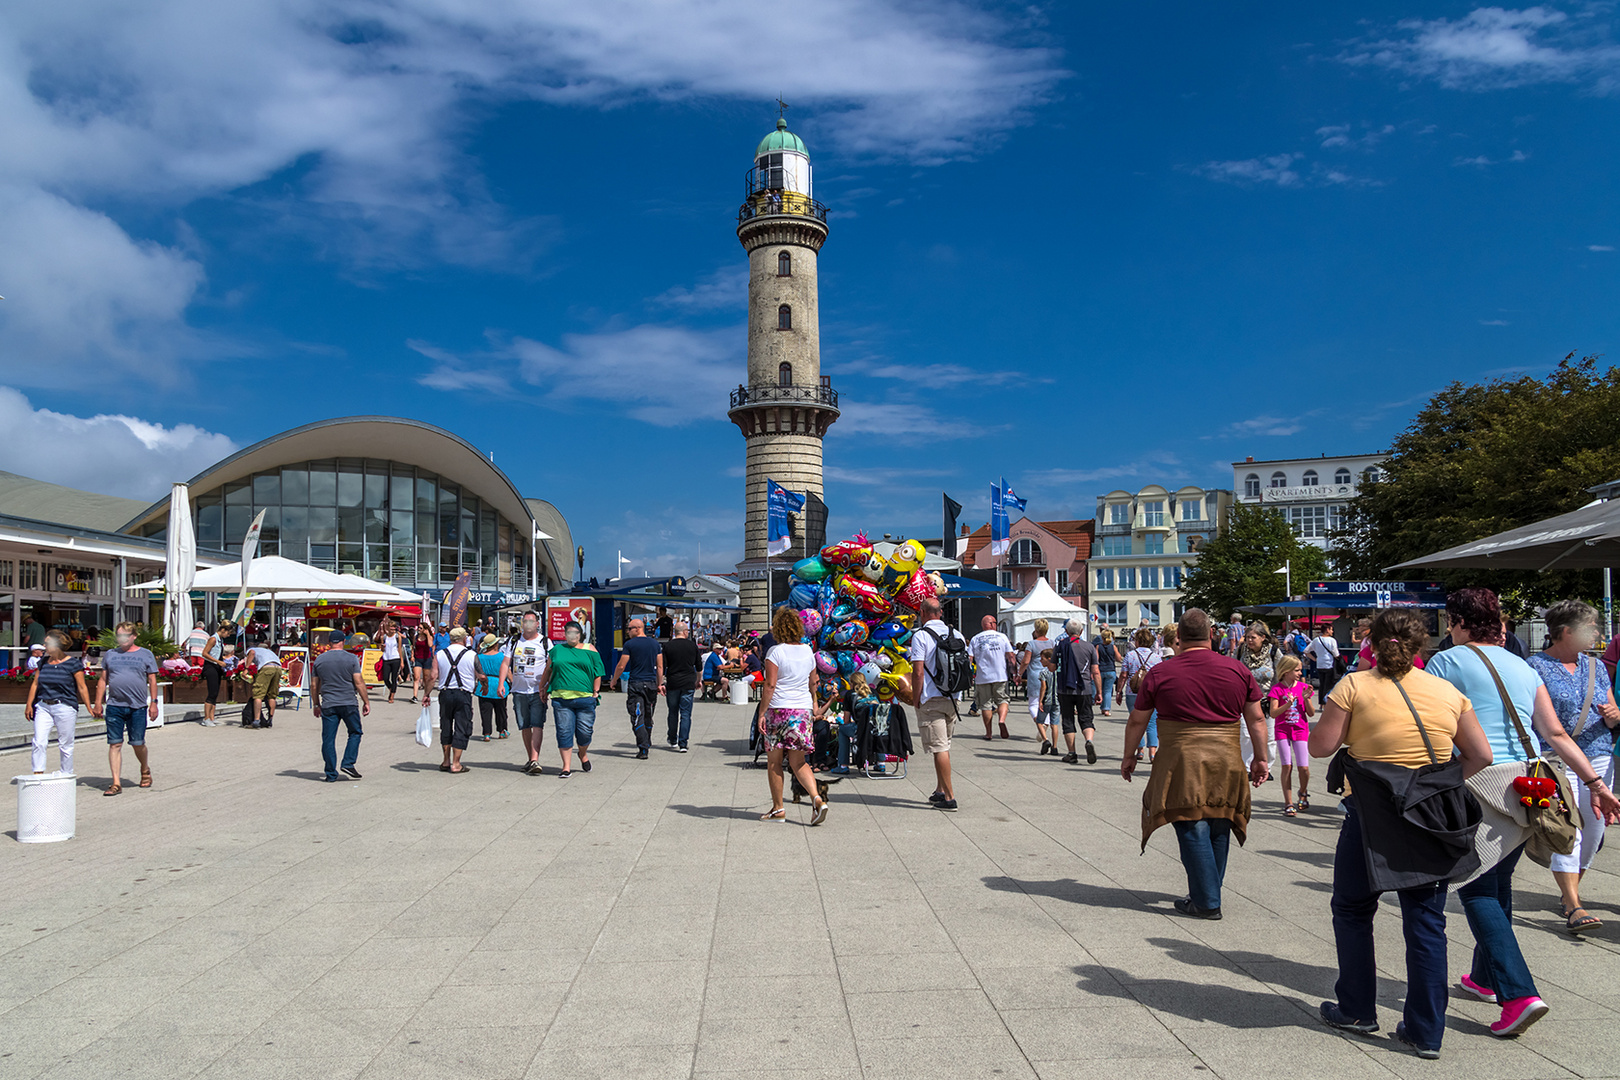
[162,484,196,646]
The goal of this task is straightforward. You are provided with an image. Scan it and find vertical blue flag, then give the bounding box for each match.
[990,478,1027,557]
[767,479,806,556]
[1001,479,1027,513]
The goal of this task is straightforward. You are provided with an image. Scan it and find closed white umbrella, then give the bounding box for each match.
[163,484,196,647]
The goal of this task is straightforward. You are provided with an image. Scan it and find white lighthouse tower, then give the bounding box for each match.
[729,116,838,629]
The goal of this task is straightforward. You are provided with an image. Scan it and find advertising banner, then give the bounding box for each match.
[547,596,595,643]
[277,646,308,698]
[445,570,474,629]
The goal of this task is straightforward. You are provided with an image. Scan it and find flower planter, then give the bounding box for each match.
[165,681,209,704]
[0,684,30,704]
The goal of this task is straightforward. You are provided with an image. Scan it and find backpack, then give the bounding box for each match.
[1127,647,1154,694]
[919,626,974,697]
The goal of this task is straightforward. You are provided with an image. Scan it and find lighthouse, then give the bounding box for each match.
[730,116,838,629]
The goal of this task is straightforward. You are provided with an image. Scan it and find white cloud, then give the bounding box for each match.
[0,387,238,500]
[1196,154,1304,187]
[413,323,741,426]
[1589,244,1615,251]
[1344,7,1620,91]
[1225,415,1305,437]
[1316,123,1395,149]
[0,0,1064,375]
[855,362,1019,386]
[1454,149,1529,165]
[651,266,749,313]
[1479,318,1511,325]
[1194,153,1374,188]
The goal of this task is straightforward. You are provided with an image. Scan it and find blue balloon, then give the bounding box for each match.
[830,600,859,623]
[792,556,831,583]
[787,583,818,609]
[836,651,858,674]
[870,620,907,642]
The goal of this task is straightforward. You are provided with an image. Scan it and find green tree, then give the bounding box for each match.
[1329,355,1620,614]
[1182,503,1331,619]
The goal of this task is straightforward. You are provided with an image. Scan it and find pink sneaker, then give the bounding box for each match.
[1459,974,1497,1003]
[1491,996,1549,1037]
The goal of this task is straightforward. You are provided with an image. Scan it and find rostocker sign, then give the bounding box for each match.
[1309,581,1444,595]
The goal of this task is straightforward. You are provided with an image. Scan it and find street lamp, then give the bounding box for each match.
[531,527,555,595]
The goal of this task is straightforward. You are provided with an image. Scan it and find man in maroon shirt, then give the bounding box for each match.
[1121,608,1270,919]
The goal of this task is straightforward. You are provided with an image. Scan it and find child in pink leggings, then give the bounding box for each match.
[1268,656,1314,816]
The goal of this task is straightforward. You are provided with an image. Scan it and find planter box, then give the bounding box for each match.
[165,681,209,704]
[0,684,30,704]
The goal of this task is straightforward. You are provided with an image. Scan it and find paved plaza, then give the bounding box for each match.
[2,696,1617,1080]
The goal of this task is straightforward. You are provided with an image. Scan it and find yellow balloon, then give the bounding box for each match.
[889,540,924,574]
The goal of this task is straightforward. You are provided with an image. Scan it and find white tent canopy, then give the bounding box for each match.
[272,577,429,605]
[129,556,404,597]
[871,541,961,573]
[998,578,1088,644]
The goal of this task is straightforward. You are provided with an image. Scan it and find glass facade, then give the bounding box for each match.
[160,458,527,589]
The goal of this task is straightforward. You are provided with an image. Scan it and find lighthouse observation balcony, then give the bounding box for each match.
[729,382,838,411]
[738,190,829,225]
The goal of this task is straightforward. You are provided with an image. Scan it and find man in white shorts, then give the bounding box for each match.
[908,598,965,812]
[969,615,1014,740]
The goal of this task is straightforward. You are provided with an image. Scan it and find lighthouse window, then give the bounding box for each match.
[777,304,792,330]
[779,363,792,387]
[778,251,791,276]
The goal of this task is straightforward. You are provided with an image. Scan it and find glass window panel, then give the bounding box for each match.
[1119,567,1137,589]
[364,509,388,544]
[415,477,436,514]
[338,545,364,574]
[197,503,223,548]
[252,472,280,505]
[1142,567,1159,589]
[366,545,388,578]
[391,474,413,512]
[418,547,439,582]
[225,481,250,505]
[416,511,434,543]
[309,507,337,544]
[364,472,386,509]
[338,506,364,543]
[440,550,460,582]
[308,464,336,505]
[1144,535,1165,555]
[226,505,250,542]
[281,507,308,560]
[392,548,414,582]
[281,466,308,504]
[439,486,459,546]
[481,509,497,561]
[390,511,413,547]
[498,521,512,554]
[337,469,362,508]
[257,506,280,543]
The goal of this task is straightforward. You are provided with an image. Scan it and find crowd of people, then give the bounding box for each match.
[20,586,1620,1059]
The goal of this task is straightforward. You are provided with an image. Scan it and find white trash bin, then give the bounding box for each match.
[729,678,750,706]
[13,772,76,843]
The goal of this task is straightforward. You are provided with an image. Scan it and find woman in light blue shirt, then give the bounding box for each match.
[1426,589,1618,1039]
[1524,600,1620,933]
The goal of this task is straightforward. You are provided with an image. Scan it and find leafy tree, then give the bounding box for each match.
[1182,503,1331,619]
[1329,355,1620,614]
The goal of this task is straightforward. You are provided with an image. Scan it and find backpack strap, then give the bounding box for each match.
[1464,644,1538,762]
[1391,677,1440,766]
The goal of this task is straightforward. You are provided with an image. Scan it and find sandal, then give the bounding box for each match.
[1564,906,1602,934]
[139,771,152,789]
[760,808,786,821]
[1283,804,1297,817]
[811,799,829,826]
[1297,793,1310,811]
[103,784,122,797]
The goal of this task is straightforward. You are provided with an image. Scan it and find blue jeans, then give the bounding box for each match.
[1330,800,1449,1049]
[553,697,596,750]
[1458,842,1538,1002]
[837,721,858,768]
[104,704,147,746]
[1127,693,1158,748]
[320,705,362,779]
[1172,818,1232,910]
[513,692,546,731]
[665,689,694,746]
[1098,671,1116,709]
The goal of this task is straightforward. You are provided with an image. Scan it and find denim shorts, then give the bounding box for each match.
[552,697,596,750]
[104,704,148,746]
[513,692,547,731]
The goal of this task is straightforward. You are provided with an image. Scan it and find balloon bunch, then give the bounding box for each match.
[782,533,946,707]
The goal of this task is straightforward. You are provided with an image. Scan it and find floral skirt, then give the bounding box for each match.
[764,707,814,752]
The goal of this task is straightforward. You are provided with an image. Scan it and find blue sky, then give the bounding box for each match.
[1,2,1616,578]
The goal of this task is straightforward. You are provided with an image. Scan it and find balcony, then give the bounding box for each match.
[737,191,829,225]
[1099,523,1131,536]
[729,383,839,411]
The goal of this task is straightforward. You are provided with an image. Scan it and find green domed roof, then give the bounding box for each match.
[755,118,808,158]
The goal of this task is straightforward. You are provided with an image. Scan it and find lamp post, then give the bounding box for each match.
[531,527,555,596]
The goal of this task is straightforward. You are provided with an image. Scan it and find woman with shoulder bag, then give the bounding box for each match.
[1524,599,1620,934]
[1237,621,1281,776]
[1426,589,1620,1037]
[1120,627,1160,762]
[1312,609,1493,1059]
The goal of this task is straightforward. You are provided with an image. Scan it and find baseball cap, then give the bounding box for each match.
[328,630,347,644]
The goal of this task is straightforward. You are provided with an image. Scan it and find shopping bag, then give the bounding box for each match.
[415,703,433,748]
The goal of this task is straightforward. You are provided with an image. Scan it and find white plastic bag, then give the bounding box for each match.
[415,703,433,748]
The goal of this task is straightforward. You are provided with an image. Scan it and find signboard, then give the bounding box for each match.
[305,603,423,621]
[1259,484,1356,503]
[419,588,541,606]
[361,646,384,686]
[547,596,595,643]
[277,646,309,699]
[1309,581,1444,595]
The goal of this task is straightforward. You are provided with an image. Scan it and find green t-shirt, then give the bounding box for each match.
[548,644,605,699]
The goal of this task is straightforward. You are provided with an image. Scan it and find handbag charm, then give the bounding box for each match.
[1510,774,1556,808]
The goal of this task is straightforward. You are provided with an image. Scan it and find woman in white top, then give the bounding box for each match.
[375,619,405,704]
[757,606,827,825]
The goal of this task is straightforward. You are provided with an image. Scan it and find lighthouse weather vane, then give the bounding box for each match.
[776,97,789,120]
